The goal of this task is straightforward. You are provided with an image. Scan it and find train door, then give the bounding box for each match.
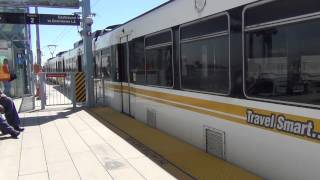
[119,35,134,117]
[102,50,111,106]
[62,59,65,72]
[94,53,104,105]
[77,55,82,72]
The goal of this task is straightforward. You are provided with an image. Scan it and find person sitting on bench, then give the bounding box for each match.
[0,90,24,132]
[0,104,20,138]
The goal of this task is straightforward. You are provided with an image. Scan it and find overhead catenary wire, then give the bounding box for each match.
[51,26,70,44]
[52,0,103,44]
[92,0,103,8]
[44,0,103,59]
[52,26,76,44]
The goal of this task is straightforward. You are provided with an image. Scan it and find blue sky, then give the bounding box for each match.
[30,0,169,64]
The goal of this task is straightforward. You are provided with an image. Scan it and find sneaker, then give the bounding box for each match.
[10,130,20,139]
[0,131,8,135]
[14,127,24,132]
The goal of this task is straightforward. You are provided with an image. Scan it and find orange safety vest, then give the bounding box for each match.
[0,64,10,81]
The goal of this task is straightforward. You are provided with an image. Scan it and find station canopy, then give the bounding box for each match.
[0,0,79,8]
[0,7,28,48]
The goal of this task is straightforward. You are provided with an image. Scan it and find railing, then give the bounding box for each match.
[39,72,77,109]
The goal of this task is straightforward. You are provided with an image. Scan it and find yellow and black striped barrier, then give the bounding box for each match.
[75,72,86,102]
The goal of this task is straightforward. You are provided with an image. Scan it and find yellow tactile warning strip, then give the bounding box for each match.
[75,72,86,102]
[106,84,320,144]
[89,107,262,180]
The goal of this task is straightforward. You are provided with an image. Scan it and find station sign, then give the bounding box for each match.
[0,13,80,26]
[40,14,80,26]
[0,0,79,8]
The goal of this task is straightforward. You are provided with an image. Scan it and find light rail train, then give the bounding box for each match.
[45,0,320,179]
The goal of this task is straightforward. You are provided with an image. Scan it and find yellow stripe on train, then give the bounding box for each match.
[106,84,320,144]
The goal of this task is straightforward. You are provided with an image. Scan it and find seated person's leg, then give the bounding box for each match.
[0,116,20,138]
[0,97,23,131]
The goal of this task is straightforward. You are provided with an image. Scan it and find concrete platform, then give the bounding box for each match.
[1,84,260,180]
[90,107,261,180]
[0,106,176,180]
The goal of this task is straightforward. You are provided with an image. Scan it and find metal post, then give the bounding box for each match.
[35,7,41,66]
[102,74,105,105]
[81,0,94,107]
[26,7,33,96]
[71,73,76,109]
[35,7,42,107]
[40,73,46,110]
[30,53,35,96]
[31,75,34,95]
[126,36,131,115]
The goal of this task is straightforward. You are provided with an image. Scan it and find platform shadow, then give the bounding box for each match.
[20,107,83,127]
[0,136,13,141]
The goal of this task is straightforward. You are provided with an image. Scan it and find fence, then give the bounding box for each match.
[39,72,77,109]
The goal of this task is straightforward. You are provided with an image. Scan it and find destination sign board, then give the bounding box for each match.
[0,13,80,26]
[40,14,80,26]
[0,0,80,8]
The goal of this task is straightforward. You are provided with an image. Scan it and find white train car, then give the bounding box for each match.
[45,43,83,73]
[49,0,320,179]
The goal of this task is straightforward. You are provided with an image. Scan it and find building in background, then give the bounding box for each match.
[0,6,32,97]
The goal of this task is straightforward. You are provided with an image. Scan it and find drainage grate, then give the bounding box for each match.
[206,128,225,160]
[146,108,156,128]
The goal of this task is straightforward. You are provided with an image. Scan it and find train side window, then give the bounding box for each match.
[111,45,119,81]
[77,55,82,72]
[180,14,230,94]
[132,37,145,85]
[94,57,97,77]
[145,31,171,47]
[119,43,128,82]
[72,58,75,72]
[181,15,228,40]
[245,0,320,27]
[101,48,111,80]
[94,53,101,78]
[244,5,320,106]
[145,30,173,87]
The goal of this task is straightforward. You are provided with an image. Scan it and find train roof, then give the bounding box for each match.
[51,0,261,57]
[94,0,259,50]
[56,51,68,57]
